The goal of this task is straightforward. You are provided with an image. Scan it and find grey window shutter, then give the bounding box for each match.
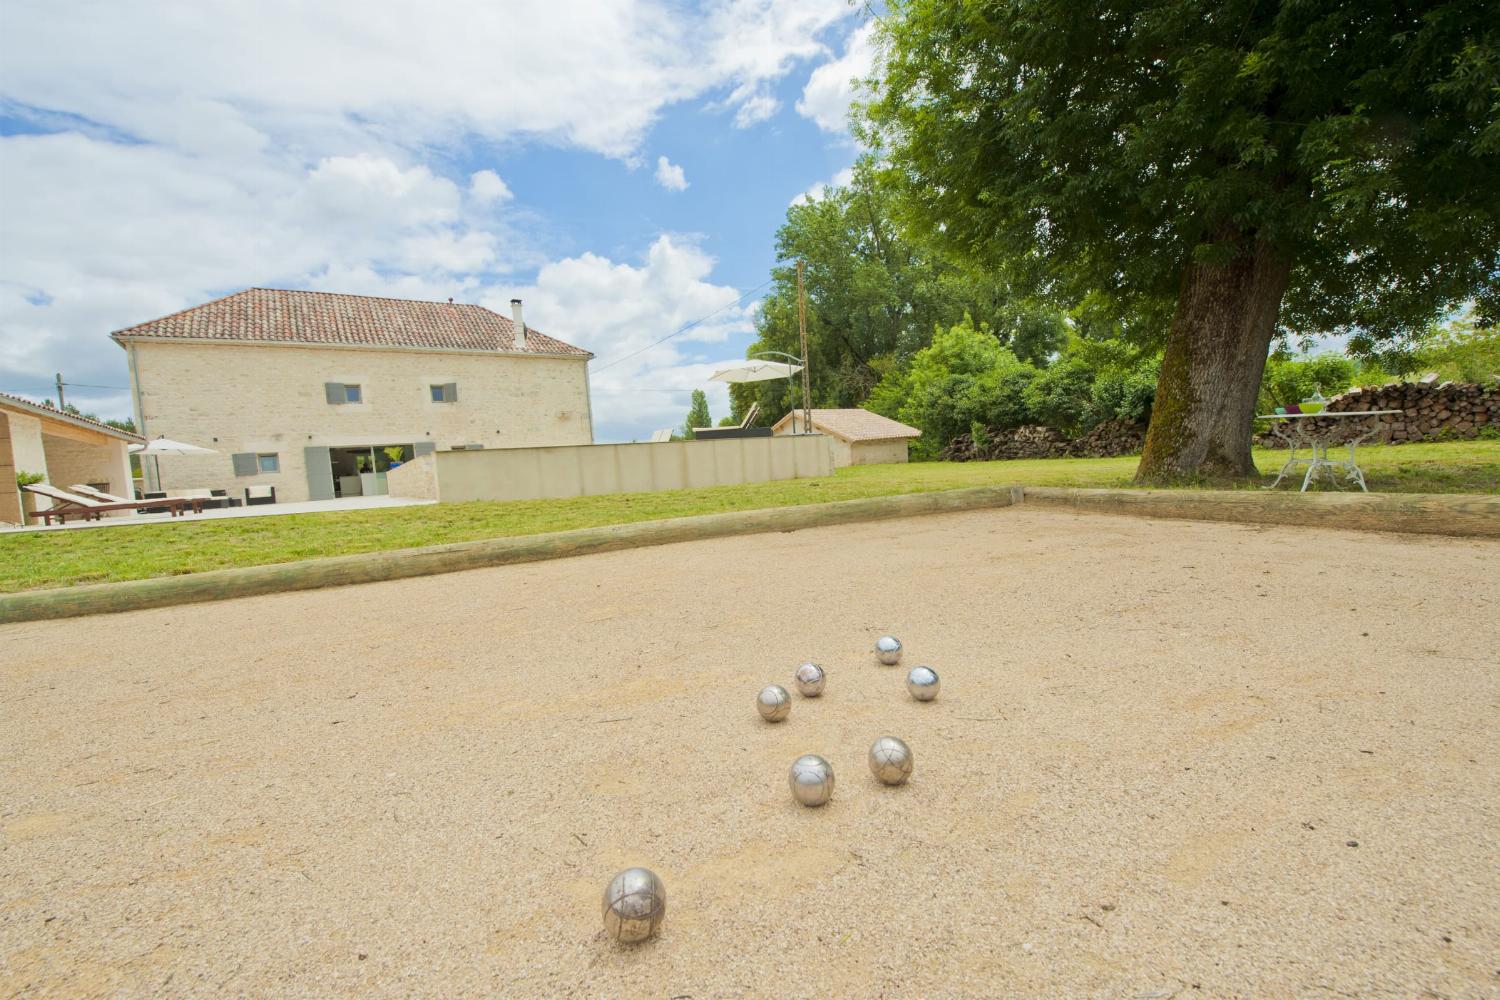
[231,452,258,476]
[413,441,436,457]
[324,382,345,404]
[303,446,335,500]
[443,382,458,403]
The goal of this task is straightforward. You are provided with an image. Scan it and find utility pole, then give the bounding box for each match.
[797,259,812,434]
[55,373,65,410]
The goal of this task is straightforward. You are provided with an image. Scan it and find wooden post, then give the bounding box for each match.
[797,259,811,434]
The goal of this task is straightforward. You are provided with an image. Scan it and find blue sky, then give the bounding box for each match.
[0,1,876,441]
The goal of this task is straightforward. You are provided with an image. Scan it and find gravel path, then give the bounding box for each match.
[2,508,1497,998]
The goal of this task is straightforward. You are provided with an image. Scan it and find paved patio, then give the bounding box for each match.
[3,494,434,532]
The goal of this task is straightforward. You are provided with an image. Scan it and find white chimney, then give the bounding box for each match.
[510,298,527,351]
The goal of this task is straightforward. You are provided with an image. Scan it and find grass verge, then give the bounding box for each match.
[3,439,1496,593]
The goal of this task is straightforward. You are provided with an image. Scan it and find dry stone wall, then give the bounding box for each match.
[942,419,1146,462]
[1255,377,1498,446]
[943,377,1497,463]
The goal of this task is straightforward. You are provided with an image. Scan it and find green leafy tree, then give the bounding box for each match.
[41,399,136,433]
[680,389,712,440]
[1257,353,1359,412]
[1411,308,1500,382]
[864,0,1500,482]
[868,318,1039,456]
[731,159,1066,424]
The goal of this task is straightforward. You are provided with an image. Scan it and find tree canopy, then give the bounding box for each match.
[730,160,1066,424]
[680,389,712,440]
[862,0,1500,480]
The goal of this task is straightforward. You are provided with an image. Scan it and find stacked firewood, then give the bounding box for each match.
[1068,419,1149,457]
[1254,376,1498,446]
[941,420,1146,462]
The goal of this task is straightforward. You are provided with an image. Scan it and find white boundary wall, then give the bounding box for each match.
[389,434,834,503]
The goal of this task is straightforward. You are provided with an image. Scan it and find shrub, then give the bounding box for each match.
[1090,360,1159,425]
[1022,357,1095,435]
[1258,353,1358,412]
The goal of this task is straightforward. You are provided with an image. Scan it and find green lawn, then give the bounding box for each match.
[3,439,1496,594]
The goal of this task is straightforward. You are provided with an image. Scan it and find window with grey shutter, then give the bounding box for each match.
[231,452,258,476]
[324,382,346,404]
[443,382,458,403]
[413,441,436,457]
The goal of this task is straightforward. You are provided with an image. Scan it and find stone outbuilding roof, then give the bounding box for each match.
[109,288,591,358]
[772,408,922,442]
[0,391,144,443]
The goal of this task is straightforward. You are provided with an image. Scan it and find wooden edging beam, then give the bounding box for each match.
[1022,486,1500,539]
[0,485,1024,624]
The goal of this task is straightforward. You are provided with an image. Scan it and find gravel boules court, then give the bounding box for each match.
[2,508,1496,997]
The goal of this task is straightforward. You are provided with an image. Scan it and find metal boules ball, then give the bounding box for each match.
[906,666,940,701]
[868,736,914,786]
[788,754,835,807]
[875,635,903,665]
[757,684,791,722]
[794,662,826,697]
[602,867,666,943]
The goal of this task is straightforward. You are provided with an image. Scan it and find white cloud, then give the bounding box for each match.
[732,92,781,128]
[0,0,855,160]
[497,236,759,440]
[654,155,689,192]
[468,169,513,205]
[791,166,855,206]
[796,21,878,134]
[0,0,851,435]
[0,133,509,393]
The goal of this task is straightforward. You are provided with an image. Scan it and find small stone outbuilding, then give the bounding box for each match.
[771,408,920,467]
[0,392,143,525]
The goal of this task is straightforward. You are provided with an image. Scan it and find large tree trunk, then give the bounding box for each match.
[1136,238,1292,484]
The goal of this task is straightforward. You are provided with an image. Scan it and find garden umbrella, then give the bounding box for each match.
[710,357,812,432]
[128,436,218,492]
[707,360,803,383]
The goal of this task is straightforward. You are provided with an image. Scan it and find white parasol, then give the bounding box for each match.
[128,436,218,491]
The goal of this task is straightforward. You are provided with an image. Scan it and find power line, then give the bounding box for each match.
[590,277,774,373]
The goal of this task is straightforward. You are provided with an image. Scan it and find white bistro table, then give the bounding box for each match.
[1256,410,1403,492]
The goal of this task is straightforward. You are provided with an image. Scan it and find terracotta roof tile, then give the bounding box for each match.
[0,391,145,442]
[773,408,921,441]
[109,288,590,357]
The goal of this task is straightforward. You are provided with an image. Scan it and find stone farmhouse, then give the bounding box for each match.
[113,288,593,503]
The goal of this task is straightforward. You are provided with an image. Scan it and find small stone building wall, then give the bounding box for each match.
[847,438,911,466]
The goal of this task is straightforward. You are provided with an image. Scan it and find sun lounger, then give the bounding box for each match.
[22,483,205,526]
[68,484,135,504]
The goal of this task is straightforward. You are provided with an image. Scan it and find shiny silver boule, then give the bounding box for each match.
[875,635,903,665]
[788,754,835,806]
[794,662,826,697]
[906,666,940,701]
[868,736,914,785]
[602,867,666,943]
[757,684,791,722]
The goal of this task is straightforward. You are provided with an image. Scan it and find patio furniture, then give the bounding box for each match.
[244,485,277,506]
[68,483,166,515]
[68,484,137,504]
[692,402,770,441]
[1256,410,1404,492]
[22,483,205,525]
